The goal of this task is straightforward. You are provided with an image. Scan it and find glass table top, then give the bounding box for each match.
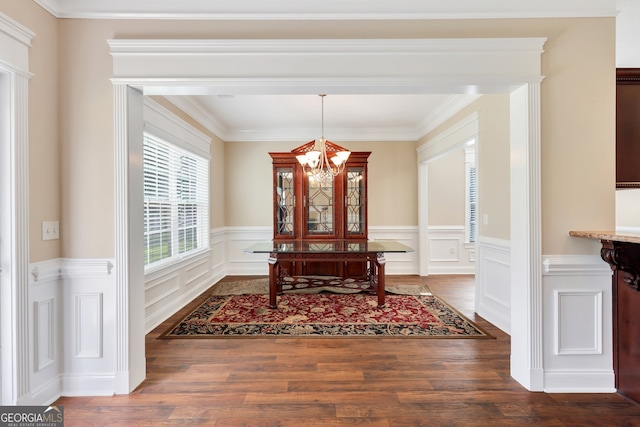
[244,240,414,254]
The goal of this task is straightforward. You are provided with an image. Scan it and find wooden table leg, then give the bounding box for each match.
[376,252,386,308]
[268,254,278,309]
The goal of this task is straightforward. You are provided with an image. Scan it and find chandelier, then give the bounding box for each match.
[296,95,350,183]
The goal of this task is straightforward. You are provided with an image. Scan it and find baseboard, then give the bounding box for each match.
[226,263,269,276]
[426,265,475,275]
[62,373,116,397]
[544,370,616,393]
[15,376,62,406]
[476,302,510,335]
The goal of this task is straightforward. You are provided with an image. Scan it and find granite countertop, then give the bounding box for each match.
[569,230,640,244]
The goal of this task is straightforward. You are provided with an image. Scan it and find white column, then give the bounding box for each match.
[0,12,34,405]
[113,83,146,394]
[510,82,544,390]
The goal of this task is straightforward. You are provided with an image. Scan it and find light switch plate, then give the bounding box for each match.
[42,221,59,240]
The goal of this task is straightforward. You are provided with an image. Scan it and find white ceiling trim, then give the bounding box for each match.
[109,38,546,95]
[34,0,616,20]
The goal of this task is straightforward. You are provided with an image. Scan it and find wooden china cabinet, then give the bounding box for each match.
[270,140,371,277]
[616,68,640,187]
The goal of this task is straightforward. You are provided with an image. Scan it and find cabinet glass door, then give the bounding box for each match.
[275,168,295,237]
[346,167,365,235]
[306,175,334,235]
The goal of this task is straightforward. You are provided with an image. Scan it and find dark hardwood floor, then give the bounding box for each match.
[55,275,640,426]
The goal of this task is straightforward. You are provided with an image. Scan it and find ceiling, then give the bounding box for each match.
[32,0,618,142]
[171,93,479,142]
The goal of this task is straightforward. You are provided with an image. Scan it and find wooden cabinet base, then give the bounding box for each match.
[600,240,640,404]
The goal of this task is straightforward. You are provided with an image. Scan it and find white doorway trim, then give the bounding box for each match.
[417,112,480,277]
[0,13,34,405]
[109,37,546,392]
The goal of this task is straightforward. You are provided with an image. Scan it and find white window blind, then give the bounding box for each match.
[464,146,477,244]
[468,165,477,243]
[143,133,209,268]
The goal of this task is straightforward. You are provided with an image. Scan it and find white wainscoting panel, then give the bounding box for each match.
[74,293,103,358]
[35,298,55,371]
[28,259,63,406]
[475,236,511,334]
[144,247,220,334]
[145,272,180,310]
[554,290,602,355]
[542,255,615,393]
[210,227,226,274]
[225,226,419,276]
[60,258,116,397]
[225,226,274,275]
[369,226,419,275]
[426,226,475,274]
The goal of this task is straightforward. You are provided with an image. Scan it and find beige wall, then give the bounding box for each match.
[224,140,417,227]
[540,19,615,254]
[2,1,60,262]
[477,95,511,241]
[0,1,615,259]
[428,150,466,225]
[350,140,417,227]
[224,141,281,227]
[424,94,511,240]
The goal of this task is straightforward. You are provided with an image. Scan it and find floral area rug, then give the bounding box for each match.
[161,279,493,338]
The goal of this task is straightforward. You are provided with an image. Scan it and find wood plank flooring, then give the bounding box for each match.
[55,275,640,426]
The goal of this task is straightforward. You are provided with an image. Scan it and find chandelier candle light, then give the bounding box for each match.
[296,95,351,183]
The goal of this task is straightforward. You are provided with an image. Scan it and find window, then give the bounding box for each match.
[465,146,477,244]
[143,133,209,268]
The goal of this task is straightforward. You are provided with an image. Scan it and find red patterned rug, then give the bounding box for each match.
[161,291,493,338]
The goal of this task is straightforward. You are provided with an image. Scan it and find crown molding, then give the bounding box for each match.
[32,0,58,17]
[222,127,423,143]
[163,96,229,141]
[418,94,481,137]
[0,12,35,47]
[34,0,616,20]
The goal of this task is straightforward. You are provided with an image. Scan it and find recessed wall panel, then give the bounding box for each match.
[75,293,103,358]
[555,291,602,355]
[35,298,55,371]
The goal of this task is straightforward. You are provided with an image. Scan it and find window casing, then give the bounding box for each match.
[143,133,209,269]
